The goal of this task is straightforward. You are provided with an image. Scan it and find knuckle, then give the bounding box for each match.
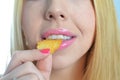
[25,62,34,67]
[29,74,38,80]
[23,62,35,71]
[12,51,21,59]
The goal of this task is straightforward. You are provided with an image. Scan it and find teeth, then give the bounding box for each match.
[47,35,71,40]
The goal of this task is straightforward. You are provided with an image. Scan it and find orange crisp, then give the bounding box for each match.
[37,39,62,54]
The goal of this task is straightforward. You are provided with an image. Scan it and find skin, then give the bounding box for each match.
[1,0,95,80]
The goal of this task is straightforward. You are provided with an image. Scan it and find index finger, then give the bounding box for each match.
[5,49,50,74]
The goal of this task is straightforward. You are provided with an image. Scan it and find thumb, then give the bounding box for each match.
[36,55,52,80]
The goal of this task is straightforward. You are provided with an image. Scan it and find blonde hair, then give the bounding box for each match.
[83,0,120,80]
[11,0,24,53]
[12,0,120,80]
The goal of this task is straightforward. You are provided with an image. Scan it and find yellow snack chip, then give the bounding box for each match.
[37,39,62,54]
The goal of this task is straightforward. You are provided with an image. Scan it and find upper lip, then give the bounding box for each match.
[41,28,76,39]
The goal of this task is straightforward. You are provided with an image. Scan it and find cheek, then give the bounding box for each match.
[70,2,95,57]
[21,2,46,49]
[21,11,41,49]
[78,5,95,50]
[72,3,95,36]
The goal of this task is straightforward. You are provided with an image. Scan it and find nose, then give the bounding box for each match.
[44,1,67,21]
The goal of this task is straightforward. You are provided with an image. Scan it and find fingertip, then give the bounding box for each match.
[39,49,50,55]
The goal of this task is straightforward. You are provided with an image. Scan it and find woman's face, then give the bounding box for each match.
[22,0,95,69]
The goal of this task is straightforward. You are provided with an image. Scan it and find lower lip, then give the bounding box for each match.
[58,38,76,50]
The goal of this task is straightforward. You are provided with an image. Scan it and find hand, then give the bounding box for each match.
[0,49,52,80]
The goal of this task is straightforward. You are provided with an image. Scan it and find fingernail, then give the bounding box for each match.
[39,48,50,54]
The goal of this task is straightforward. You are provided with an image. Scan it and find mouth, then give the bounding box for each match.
[41,28,76,50]
[42,34,75,40]
[41,28,76,40]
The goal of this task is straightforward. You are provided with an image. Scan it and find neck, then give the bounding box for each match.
[50,55,86,80]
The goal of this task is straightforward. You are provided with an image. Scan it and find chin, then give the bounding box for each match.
[51,52,82,70]
[52,54,71,70]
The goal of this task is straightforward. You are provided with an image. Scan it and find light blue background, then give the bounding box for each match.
[114,0,120,25]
